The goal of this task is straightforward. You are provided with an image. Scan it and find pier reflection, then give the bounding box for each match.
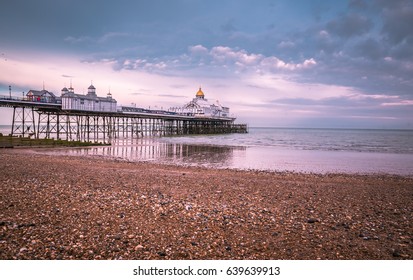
[62,137,247,168]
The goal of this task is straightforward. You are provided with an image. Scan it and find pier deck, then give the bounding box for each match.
[0,96,248,143]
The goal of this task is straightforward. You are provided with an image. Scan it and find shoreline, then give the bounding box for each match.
[1,148,412,260]
[32,143,413,176]
[0,135,108,148]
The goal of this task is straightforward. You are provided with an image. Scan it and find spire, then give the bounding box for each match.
[68,79,74,92]
[107,86,112,99]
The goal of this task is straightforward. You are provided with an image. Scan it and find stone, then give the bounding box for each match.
[135,245,144,250]
[307,218,319,223]
[392,249,402,258]
[1,149,412,260]
[19,247,28,253]
[157,251,166,257]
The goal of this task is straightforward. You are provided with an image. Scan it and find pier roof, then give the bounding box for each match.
[27,89,57,98]
[196,87,204,99]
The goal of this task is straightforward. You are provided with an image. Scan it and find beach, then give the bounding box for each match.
[0,148,412,260]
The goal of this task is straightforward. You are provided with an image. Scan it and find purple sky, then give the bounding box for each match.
[1,0,412,128]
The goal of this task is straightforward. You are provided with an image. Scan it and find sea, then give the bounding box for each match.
[1,125,412,175]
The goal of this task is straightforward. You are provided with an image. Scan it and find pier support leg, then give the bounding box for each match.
[11,106,36,138]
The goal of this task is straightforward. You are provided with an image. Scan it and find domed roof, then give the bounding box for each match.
[196,87,204,98]
[88,84,96,90]
[61,87,68,91]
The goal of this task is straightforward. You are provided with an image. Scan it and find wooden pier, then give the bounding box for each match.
[0,96,248,144]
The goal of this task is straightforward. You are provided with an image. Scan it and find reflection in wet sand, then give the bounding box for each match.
[45,136,413,175]
[62,138,246,168]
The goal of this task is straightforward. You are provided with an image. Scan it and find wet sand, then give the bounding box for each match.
[0,149,412,259]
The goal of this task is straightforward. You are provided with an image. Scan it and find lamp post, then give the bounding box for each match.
[9,85,11,99]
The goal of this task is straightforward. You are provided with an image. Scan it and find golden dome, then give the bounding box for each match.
[196,87,204,98]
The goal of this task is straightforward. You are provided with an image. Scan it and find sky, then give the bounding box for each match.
[0,0,412,128]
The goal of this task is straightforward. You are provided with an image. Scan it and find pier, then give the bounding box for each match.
[0,95,248,144]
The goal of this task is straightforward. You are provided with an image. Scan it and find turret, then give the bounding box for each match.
[61,87,69,95]
[87,84,97,97]
[196,87,205,99]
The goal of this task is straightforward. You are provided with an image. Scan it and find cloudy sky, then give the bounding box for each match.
[1,0,412,128]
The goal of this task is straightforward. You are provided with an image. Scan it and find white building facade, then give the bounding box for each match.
[169,88,231,119]
[61,84,117,112]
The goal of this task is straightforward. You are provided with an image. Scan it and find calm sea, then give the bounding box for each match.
[0,125,11,135]
[13,127,411,176]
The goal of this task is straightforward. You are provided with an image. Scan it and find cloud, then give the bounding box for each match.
[220,19,237,33]
[104,44,318,78]
[270,92,402,109]
[380,1,413,45]
[64,36,92,44]
[349,0,369,11]
[115,58,168,72]
[381,100,413,106]
[98,32,130,43]
[168,84,188,90]
[187,45,317,73]
[129,92,150,96]
[210,46,263,66]
[261,56,317,71]
[189,45,209,55]
[326,13,372,38]
[65,32,133,47]
[1,49,412,128]
[157,94,187,98]
[353,38,386,60]
[278,41,295,49]
[1,0,412,128]
[314,30,340,54]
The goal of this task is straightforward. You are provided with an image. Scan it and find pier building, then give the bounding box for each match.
[61,84,117,112]
[27,89,59,103]
[169,87,230,118]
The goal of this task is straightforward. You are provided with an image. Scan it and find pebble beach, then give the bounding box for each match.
[0,148,412,260]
